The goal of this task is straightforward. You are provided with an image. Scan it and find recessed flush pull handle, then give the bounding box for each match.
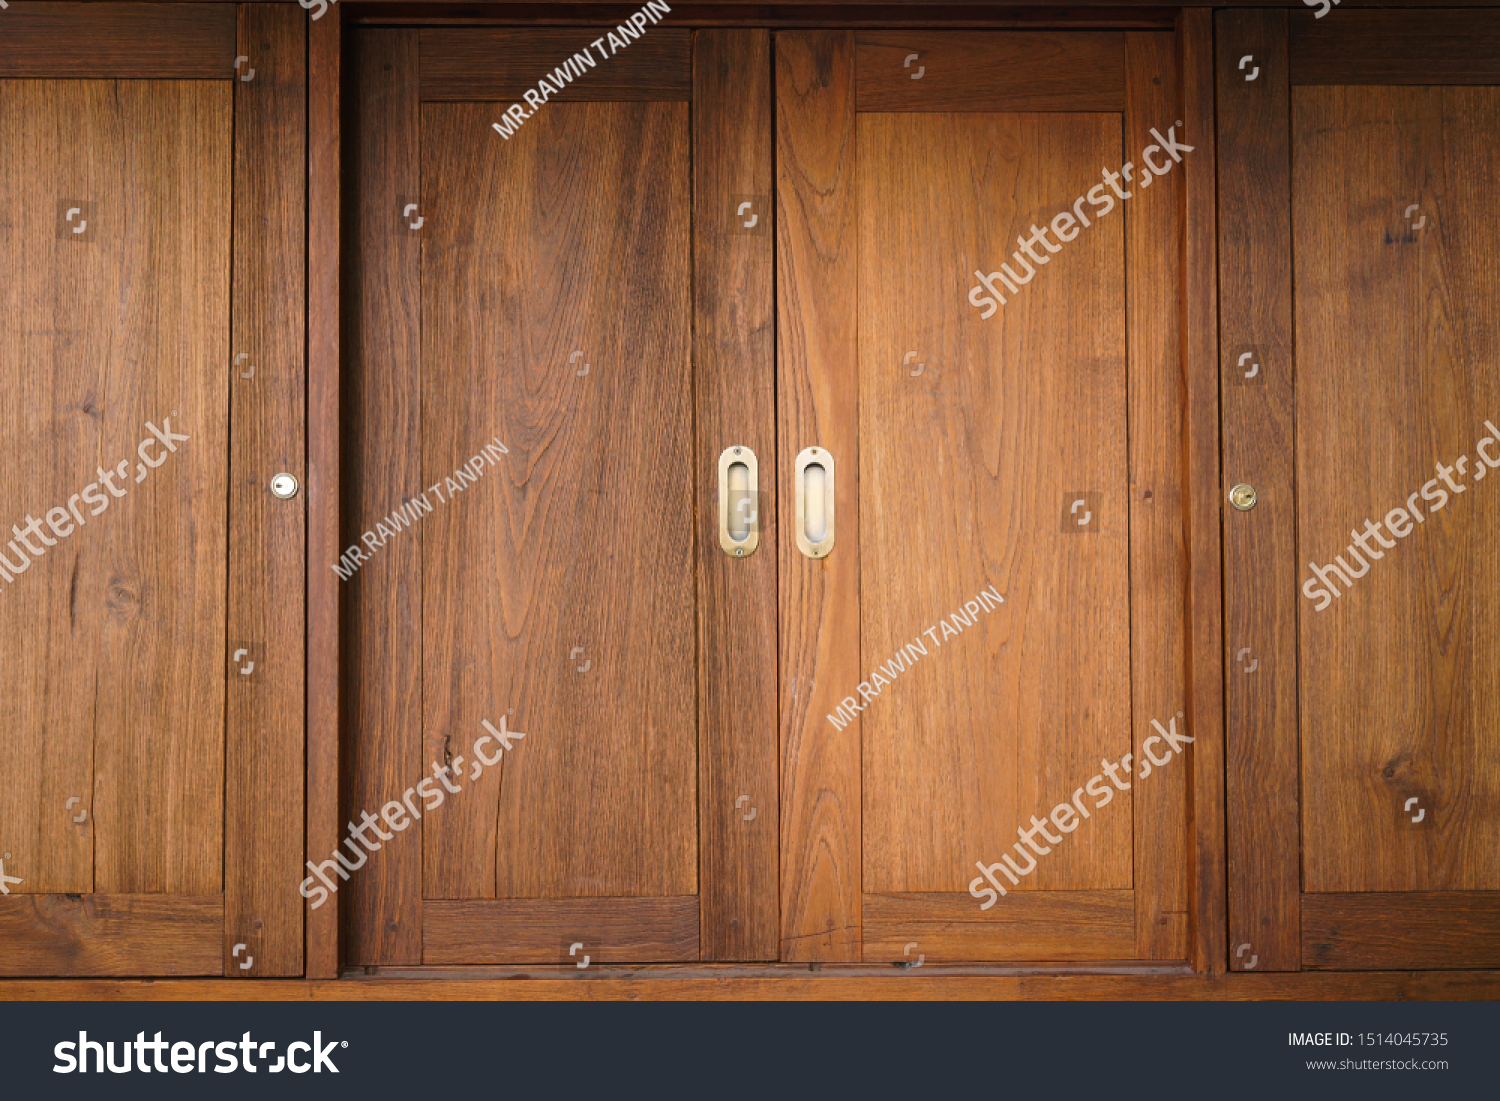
[719,446,759,558]
[795,447,834,558]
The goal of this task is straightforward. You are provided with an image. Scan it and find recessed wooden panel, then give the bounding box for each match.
[224,2,306,978]
[693,29,779,962]
[858,111,1131,897]
[1215,8,1300,973]
[1124,31,1188,960]
[864,891,1136,961]
[423,898,699,965]
[1291,9,1500,86]
[0,3,235,78]
[344,28,424,969]
[419,101,696,903]
[0,895,223,978]
[1295,86,1500,894]
[775,30,863,962]
[0,80,231,898]
[1303,894,1500,970]
[419,28,691,101]
[855,32,1124,112]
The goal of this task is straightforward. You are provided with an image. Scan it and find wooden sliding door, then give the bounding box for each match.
[776,30,1197,963]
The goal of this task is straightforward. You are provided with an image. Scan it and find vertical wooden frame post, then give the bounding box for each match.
[776,30,862,962]
[1178,7,1228,976]
[226,1,307,977]
[306,1,342,980]
[694,29,780,961]
[1214,8,1300,972]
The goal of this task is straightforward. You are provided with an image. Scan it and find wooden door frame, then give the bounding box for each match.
[313,4,1224,976]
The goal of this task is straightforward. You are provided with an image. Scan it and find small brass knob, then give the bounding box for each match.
[1229,483,1257,511]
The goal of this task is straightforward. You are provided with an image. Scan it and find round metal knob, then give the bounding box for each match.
[1228,483,1257,511]
[270,473,300,499]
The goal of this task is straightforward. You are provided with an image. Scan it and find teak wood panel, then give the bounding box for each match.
[1215,8,1300,973]
[1294,86,1500,894]
[1124,31,1189,960]
[1176,6,1227,978]
[1290,9,1500,86]
[855,31,1125,113]
[224,1,307,979]
[857,110,1131,897]
[418,100,696,902]
[423,897,699,965]
[0,2,235,78]
[0,895,223,977]
[1302,893,1500,970]
[418,27,691,101]
[692,29,779,962]
[0,78,230,899]
[775,30,864,962]
[344,27,425,968]
[863,891,1136,962]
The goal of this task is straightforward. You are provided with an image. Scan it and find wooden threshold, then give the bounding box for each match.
[3,970,1498,1001]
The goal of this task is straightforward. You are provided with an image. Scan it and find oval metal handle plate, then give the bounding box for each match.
[795,446,834,558]
[718,446,759,557]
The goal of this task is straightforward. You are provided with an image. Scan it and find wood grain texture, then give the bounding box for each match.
[1294,87,1500,894]
[775,30,862,962]
[343,28,424,967]
[306,3,343,980]
[1215,8,1299,973]
[864,891,1136,961]
[423,898,700,964]
[7,970,1500,1003]
[0,895,222,978]
[419,28,691,101]
[0,81,230,898]
[855,31,1125,113]
[0,3,235,78]
[1125,30,1188,961]
[224,2,306,978]
[857,110,1130,896]
[1304,894,1500,970]
[418,101,696,905]
[693,29,779,962]
[1177,7,1226,978]
[1291,9,1500,85]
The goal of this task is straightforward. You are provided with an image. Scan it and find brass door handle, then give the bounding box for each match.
[795,447,834,558]
[719,446,759,557]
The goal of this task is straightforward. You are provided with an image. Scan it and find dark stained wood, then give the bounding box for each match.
[1294,86,1500,894]
[857,110,1131,898]
[1177,6,1226,978]
[423,898,700,964]
[0,895,223,977]
[307,2,343,981]
[0,3,235,78]
[419,27,691,101]
[7,969,1500,1002]
[0,81,231,898]
[693,29,779,962]
[418,100,696,905]
[855,31,1124,112]
[1304,894,1500,970]
[343,28,424,967]
[775,30,862,962]
[224,2,307,979]
[1214,8,1299,973]
[1125,29,1187,961]
[864,892,1136,961]
[1291,9,1500,85]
